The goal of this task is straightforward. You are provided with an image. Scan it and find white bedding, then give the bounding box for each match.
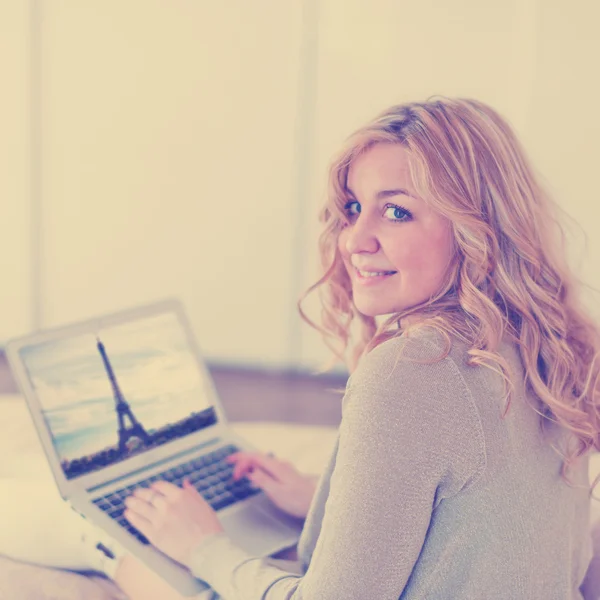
[2,394,600,599]
[0,394,338,600]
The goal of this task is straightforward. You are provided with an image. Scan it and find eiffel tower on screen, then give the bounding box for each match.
[96,336,151,453]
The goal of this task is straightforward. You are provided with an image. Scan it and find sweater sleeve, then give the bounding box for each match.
[188,334,486,599]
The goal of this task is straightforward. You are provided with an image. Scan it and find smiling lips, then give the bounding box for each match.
[353,266,397,284]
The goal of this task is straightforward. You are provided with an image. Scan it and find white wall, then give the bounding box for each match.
[2,0,599,370]
[524,0,600,321]
[37,1,304,367]
[297,0,600,368]
[0,1,33,341]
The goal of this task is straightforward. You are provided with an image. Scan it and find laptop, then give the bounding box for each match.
[5,298,304,596]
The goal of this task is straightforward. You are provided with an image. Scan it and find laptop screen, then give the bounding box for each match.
[18,312,218,480]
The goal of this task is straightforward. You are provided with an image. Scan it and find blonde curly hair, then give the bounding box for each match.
[298,96,600,493]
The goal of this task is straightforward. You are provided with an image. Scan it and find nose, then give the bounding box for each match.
[344,216,380,255]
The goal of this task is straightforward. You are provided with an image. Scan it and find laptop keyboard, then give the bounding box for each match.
[92,444,260,545]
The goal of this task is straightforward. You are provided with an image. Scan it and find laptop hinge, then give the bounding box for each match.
[87,436,221,493]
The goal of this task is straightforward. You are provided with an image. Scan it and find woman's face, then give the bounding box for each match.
[337,143,455,318]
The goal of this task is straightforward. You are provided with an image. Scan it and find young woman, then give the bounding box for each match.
[115,97,600,599]
[3,96,599,599]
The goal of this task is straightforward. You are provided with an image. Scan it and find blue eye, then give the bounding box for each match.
[344,201,361,216]
[384,204,412,222]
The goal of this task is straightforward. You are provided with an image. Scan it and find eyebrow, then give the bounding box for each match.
[346,187,415,200]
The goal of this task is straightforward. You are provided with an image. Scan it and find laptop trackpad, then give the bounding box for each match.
[220,506,294,556]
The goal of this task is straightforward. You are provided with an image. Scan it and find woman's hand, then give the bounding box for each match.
[124,479,224,567]
[226,451,319,519]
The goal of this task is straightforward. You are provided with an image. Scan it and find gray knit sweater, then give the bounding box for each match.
[189,329,593,599]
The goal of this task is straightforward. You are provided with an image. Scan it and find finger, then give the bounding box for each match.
[247,468,281,495]
[225,453,260,479]
[150,480,183,500]
[182,477,205,498]
[124,496,156,521]
[245,454,296,482]
[231,457,256,480]
[182,478,212,504]
[124,507,153,533]
[225,452,245,462]
[227,452,292,481]
[226,452,254,470]
[132,488,169,513]
[133,487,166,503]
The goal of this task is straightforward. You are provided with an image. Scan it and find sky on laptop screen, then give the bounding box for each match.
[19,312,217,480]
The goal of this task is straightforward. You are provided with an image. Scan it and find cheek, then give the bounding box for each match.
[337,229,350,261]
[386,230,453,274]
[385,239,423,270]
[429,227,455,271]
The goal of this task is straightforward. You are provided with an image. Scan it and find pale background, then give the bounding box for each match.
[1,5,600,597]
[2,0,599,373]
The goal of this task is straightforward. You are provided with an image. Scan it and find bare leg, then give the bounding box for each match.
[114,554,202,600]
[114,544,299,600]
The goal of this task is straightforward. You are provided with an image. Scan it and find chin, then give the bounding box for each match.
[353,300,400,318]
